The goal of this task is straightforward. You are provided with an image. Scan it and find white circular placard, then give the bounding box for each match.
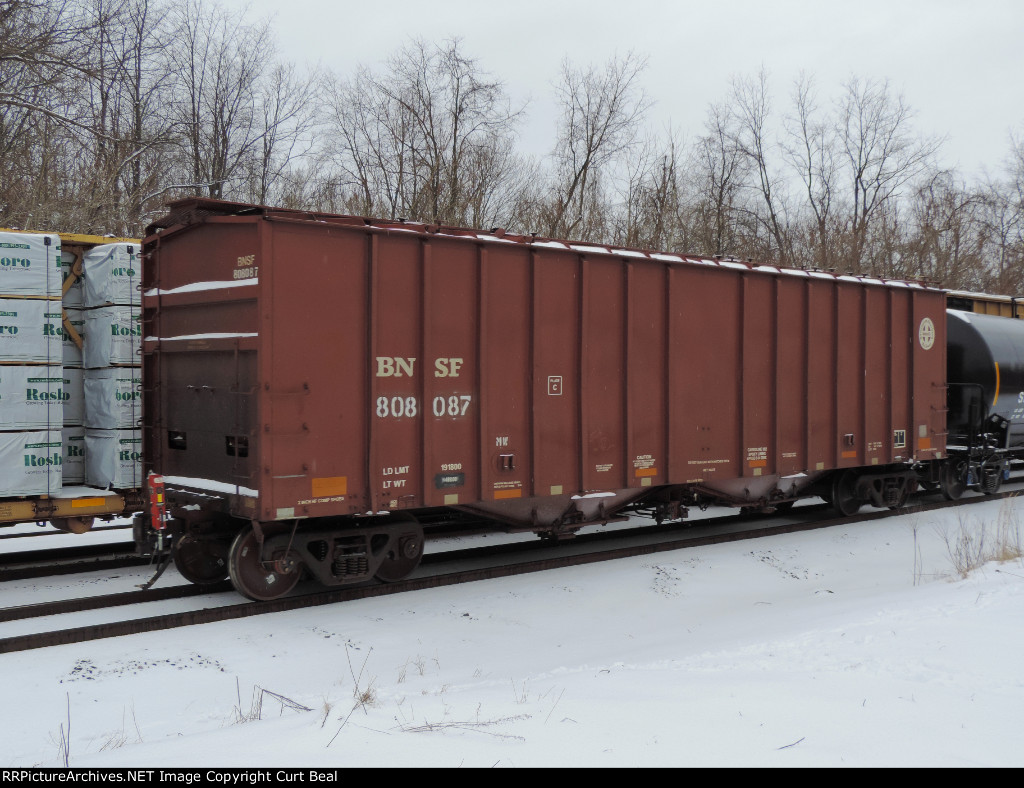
[919,317,935,350]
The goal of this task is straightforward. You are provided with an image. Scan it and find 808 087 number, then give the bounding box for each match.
[375,394,473,419]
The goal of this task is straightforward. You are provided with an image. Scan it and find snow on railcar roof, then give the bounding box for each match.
[145,332,258,341]
[476,233,516,244]
[144,279,258,296]
[161,475,258,497]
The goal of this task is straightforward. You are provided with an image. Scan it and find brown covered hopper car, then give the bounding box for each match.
[142,199,948,600]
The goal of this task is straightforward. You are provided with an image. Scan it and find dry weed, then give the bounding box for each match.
[940,498,1023,578]
[232,678,312,723]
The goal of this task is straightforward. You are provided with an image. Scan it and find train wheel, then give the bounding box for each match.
[374,527,425,583]
[228,526,302,601]
[173,533,229,585]
[831,471,862,517]
[941,458,969,501]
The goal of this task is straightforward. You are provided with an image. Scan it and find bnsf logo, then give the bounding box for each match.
[0,257,31,267]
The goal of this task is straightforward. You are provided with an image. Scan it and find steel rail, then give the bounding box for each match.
[0,542,143,581]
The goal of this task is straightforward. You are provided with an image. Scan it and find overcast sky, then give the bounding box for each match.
[227,0,1022,179]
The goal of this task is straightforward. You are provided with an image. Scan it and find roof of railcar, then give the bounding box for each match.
[145,198,943,292]
[946,289,1023,304]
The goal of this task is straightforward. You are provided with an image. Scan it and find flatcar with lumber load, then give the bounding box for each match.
[0,229,145,532]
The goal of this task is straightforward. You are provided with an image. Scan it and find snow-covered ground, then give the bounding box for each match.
[2,496,1023,767]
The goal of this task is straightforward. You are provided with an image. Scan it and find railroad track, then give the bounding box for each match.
[1,486,1018,654]
[0,541,145,582]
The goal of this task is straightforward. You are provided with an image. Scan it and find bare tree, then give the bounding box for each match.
[544,52,650,239]
[70,0,178,234]
[902,171,987,287]
[115,0,177,230]
[239,60,321,205]
[781,72,841,268]
[0,1,95,227]
[976,137,1024,293]
[611,129,685,251]
[169,0,273,199]
[690,101,750,257]
[320,38,524,226]
[320,63,405,217]
[0,1,93,128]
[729,68,791,264]
[837,76,941,274]
[383,38,523,224]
